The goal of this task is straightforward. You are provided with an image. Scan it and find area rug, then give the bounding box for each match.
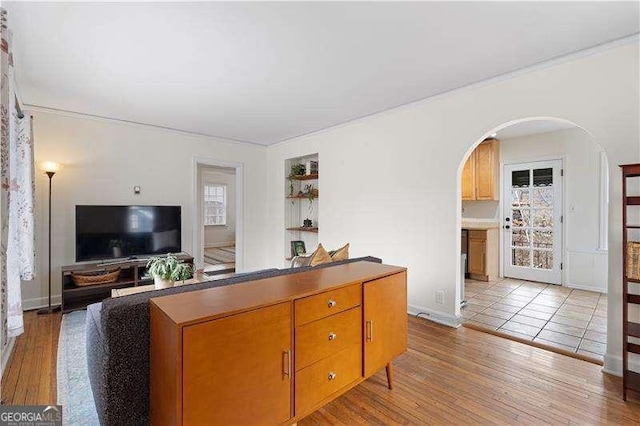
[57,310,99,425]
[204,245,236,264]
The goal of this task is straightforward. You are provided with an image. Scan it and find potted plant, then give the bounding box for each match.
[146,253,193,289]
[287,163,306,196]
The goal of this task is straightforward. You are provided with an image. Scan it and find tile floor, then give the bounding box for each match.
[462,278,607,362]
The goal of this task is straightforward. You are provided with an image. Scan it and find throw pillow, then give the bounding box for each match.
[329,243,350,261]
[309,243,333,266]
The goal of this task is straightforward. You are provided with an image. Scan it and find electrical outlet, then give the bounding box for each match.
[435,290,445,304]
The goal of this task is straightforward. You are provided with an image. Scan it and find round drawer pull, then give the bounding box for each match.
[328,372,337,381]
[328,332,337,341]
[327,299,337,308]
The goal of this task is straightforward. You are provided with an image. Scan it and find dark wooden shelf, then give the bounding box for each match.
[286,227,318,233]
[61,254,193,312]
[288,173,318,181]
[621,163,640,177]
[628,294,640,304]
[628,371,640,392]
[621,164,640,400]
[627,196,640,206]
[64,279,137,293]
[628,321,640,338]
[286,194,319,200]
[629,343,640,354]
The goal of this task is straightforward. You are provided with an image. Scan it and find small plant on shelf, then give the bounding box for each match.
[146,254,192,289]
[287,163,306,196]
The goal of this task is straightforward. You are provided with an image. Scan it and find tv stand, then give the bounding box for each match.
[61,253,194,313]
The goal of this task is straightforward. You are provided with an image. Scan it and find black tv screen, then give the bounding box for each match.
[76,205,181,262]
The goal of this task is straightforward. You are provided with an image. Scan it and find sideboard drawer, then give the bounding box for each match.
[295,343,362,416]
[295,283,361,326]
[295,306,361,371]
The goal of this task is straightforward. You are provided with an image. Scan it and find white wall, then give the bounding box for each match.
[23,110,267,309]
[462,201,499,220]
[498,127,607,292]
[199,167,236,247]
[265,42,639,374]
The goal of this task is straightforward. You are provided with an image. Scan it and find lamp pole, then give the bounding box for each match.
[38,170,60,314]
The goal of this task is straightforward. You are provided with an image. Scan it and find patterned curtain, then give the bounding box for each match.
[1,8,35,345]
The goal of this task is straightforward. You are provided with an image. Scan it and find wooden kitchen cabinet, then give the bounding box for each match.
[467,229,499,281]
[363,271,407,378]
[461,139,499,201]
[461,150,476,201]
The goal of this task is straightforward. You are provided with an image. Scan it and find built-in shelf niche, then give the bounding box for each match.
[284,154,319,262]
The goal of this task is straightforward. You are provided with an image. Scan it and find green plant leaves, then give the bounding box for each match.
[146,253,193,281]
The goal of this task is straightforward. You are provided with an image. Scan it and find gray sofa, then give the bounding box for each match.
[85,256,382,425]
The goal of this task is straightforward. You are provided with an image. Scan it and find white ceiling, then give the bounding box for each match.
[5,2,639,145]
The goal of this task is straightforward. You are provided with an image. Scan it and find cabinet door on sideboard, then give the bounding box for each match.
[363,272,408,378]
[182,302,292,425]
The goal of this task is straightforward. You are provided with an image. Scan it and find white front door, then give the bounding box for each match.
[503,160,563,284]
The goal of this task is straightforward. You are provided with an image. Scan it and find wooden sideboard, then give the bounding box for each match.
[150,261,407,425]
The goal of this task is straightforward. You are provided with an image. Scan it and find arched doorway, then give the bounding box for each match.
[457,117,609,363]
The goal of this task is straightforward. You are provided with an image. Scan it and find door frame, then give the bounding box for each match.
[192,157,244,272]
[499,156,566,285]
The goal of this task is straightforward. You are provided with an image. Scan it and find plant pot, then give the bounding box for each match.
[154,276,175,289]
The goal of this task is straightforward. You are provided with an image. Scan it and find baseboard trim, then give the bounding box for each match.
[22,295,62,311]
[565,282,607,293]
[1,337,16,379]
[407,304,460,328]
[604,353,623,376]
[603,353,640,377]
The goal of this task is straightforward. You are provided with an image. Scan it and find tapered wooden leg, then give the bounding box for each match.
[385,362,394,390]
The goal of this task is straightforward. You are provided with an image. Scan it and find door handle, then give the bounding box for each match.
[327,299,337,308]
[283,349,291,380]
[505,225,510,229]
[328,332,337,341]
[366,320,374,342]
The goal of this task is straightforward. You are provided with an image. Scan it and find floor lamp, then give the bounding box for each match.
[38,161,62,315]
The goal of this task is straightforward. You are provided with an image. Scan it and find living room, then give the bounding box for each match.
[1,1,639,424]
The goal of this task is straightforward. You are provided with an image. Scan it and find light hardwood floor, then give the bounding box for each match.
[1,310,60,405]
[2,311,639,424]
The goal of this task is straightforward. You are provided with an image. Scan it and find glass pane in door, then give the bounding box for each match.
[504,160,561,284]
[533,250,553,269]
[532,230,553,249]
[512,248,531,267]
[509,166,555,269]
[533,187,553,208]
[511,209,530,227]
[533,209,553,227]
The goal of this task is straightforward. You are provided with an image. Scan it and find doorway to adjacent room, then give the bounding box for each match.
[193,160,243,275]
[458,118,609,363]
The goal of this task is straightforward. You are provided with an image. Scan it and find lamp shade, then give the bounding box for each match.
[40,161,62,174]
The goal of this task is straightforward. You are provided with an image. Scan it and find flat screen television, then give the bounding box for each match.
[76,205,181,262]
